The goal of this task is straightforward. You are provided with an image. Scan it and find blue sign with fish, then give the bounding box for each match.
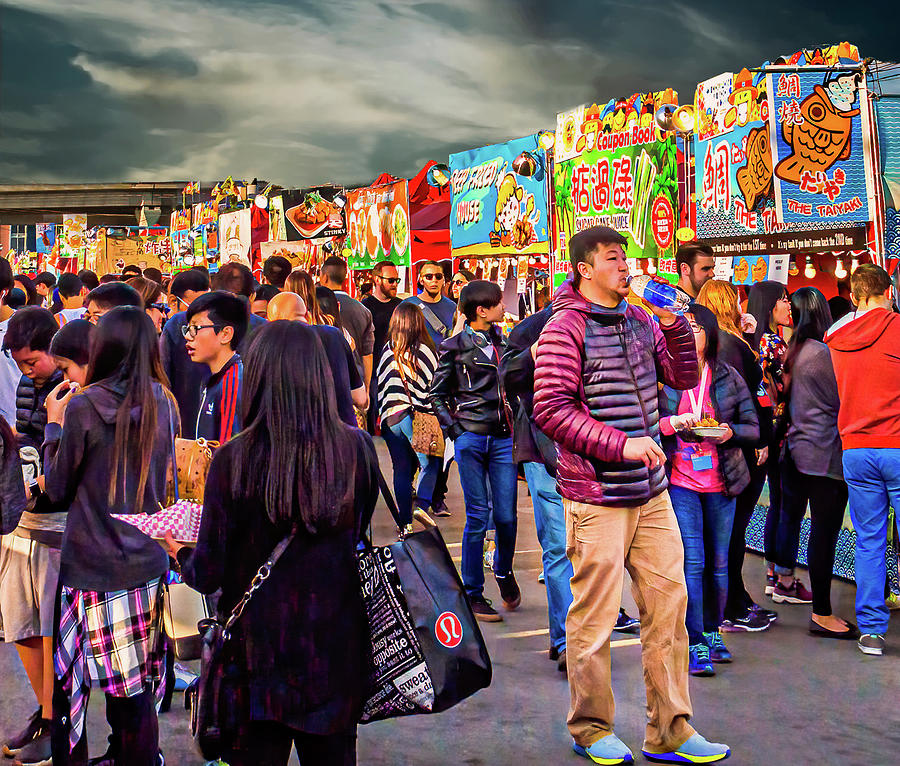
[767,69,874,225]
[449,135,549,257]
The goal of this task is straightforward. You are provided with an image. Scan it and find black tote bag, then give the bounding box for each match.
[358,471,492,722]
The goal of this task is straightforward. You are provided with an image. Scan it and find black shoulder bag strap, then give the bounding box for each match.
[418,301,449,339]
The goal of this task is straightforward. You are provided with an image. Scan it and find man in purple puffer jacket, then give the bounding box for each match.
[533,227,730,765]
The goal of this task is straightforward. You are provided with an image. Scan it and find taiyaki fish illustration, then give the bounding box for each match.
[775,84,859,184]
[737,126,774,210]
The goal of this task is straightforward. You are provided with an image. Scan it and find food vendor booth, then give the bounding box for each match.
[449,134,552,319]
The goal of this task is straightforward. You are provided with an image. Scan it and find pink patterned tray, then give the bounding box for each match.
[111,500,202,544]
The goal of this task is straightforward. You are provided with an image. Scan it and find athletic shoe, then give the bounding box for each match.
[431,503,451,518]
[495,571,521,610]
[704,631,732,663]
[719,610,771,632]
[614,608,640,634]
[858,633,885,656]
[538,570,545,584]
[173,662,198,691]
[886,592,900,610]
[643,733,730,763]
[573,733,634,764]
[10,731,51,766]
[749,603,778,622]
[688,643,715,676]
[772,579,813,605]
[549,644,559,662]
[3,709,44,757]
[557,649,568,674]
[765,567,776,596]
[469,595,502,622]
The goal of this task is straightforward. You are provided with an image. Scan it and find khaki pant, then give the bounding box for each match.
[564,490,695,753]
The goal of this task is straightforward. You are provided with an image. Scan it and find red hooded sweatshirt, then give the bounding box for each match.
[825,308,900,450]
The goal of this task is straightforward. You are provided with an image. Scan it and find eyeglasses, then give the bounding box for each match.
[181,323,219,340]
[380,277,401,284]
[150,302,170,315]
[421,273,444,281]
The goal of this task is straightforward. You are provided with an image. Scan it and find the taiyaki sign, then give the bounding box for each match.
[552,91,679,261]
[767,69,876,225]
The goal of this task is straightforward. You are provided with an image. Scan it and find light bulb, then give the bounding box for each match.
[834,258,847,279]
[850,256,860,272]
[647,259,657,275]
[804,257,816,279]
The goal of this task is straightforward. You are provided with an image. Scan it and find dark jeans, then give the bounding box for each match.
[725,456,766,620]
[454,431,517,597]
[670,485,736,644]
[224,722,356,766]
[778,448,848,615]
[382,422,416,526]
[762,440,784,563]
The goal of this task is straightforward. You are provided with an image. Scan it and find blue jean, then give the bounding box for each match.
[670,484,736,645]
[523,462,573,652]
[454,431,517,598]
[394,415,441,508]
[842,448,900,635]
[382,416,442,526]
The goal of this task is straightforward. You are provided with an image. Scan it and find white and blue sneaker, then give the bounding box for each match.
[642,733,730,763]
[572,733,634,764]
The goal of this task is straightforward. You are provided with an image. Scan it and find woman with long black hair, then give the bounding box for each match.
[747,281,812,604]
[776,287,856,638]
[166,321,378,766]
[377,302,443,526]
[43,306,177,765]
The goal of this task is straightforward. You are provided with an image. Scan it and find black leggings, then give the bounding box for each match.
[224,722,356,766]
[725,457,767,620]
[779,449,848,615]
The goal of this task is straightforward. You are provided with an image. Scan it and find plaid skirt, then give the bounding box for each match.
[55,576,165,751]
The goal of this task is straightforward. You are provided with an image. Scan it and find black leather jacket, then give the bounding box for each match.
[429,325,513,440]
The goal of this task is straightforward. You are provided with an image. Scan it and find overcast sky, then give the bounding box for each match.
[1,0,896,187]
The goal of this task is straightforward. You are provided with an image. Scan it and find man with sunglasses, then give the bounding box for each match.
[403,261,456,347]
[362,261,402,432]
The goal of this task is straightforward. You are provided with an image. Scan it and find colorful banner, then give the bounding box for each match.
[448,135,549,258]
[170,208,192,233]
[60,213,87,261]
[35,223,56,256]
[694,69,869,255]
[192,201,217,227]
[259,240,318,271]
[346,180,411,270]
[268,195,287,241]
[217,208,252,266]
[553,93,679,261]
[767,68,874,225]
[283,187,347,241]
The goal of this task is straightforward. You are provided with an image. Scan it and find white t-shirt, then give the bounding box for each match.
[0,317,21,427]
[56,307,85,326]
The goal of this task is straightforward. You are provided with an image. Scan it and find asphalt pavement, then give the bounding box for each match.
[1,438,898,765]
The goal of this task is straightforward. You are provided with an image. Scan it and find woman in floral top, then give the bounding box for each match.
[748,282,811,604]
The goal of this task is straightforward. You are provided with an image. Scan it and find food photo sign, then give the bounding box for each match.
[448,135,549,258]
[553,92,679,263]
[282,186,347,241]
[346,180,411,270]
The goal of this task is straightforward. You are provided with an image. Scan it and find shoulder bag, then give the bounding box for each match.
[416,301,450,340]
[187,527,298,761]
[395,355,444,458]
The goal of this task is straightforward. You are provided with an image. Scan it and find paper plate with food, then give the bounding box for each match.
[692,417,728,438]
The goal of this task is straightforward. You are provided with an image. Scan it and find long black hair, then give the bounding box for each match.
[86,306,176,506]
[14,274,40,306]
[747,280,788,349]
[233,321,357,533]
[783,287,833,388]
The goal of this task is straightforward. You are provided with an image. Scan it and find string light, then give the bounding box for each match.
[804,256,816,278]
[834,257,847,279]
[850,255,860,272]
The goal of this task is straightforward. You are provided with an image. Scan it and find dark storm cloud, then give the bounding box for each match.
[0,0,896,185]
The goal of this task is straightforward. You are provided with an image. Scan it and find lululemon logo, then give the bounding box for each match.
[435,611,463,648]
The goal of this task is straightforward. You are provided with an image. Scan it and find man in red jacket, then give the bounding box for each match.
[825,263,900,657]
[533,227,729,765]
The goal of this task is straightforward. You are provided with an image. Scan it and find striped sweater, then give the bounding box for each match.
[377,342,439,428]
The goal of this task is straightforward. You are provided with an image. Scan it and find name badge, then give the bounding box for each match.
[691,453,714,471]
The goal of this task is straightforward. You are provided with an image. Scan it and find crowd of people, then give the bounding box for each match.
[0,226,897,765]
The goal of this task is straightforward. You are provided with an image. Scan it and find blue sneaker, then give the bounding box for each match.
[703,631,732,663]
[642,733,730,763]
[688,643,714,676]
[572,733,634,764]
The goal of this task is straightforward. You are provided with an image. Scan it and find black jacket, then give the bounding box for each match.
[430,325,512,440]
[42,379,175,591]
[660,361,760,497]
[0,437,26,535]
[178,429,378,735]
[500,307,558,473]
[15,371,64,449]
[716,329,773,450]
